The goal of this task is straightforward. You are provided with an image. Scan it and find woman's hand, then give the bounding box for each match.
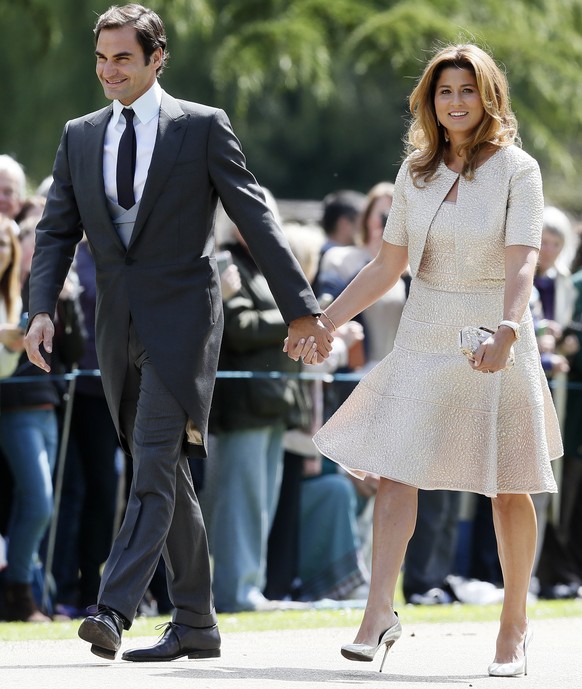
[470,328,515,373]
[283,334,320,364]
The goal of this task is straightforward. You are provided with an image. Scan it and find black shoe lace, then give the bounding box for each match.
[154,621,177,639]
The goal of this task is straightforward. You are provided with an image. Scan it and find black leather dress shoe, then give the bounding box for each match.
[78,607,126,660]
[122,622,221,662]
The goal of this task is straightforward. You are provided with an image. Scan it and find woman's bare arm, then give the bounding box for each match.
[324,242,409,331]
[472,244,538,372]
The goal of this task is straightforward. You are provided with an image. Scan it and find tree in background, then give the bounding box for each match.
[1,0,581,210]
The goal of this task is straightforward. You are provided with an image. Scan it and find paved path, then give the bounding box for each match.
[1,617,580,688]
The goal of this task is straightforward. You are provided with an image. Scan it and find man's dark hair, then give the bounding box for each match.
[94,4,169,75]
[321,190,366,237]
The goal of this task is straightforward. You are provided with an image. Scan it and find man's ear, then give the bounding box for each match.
[152,48,163,68]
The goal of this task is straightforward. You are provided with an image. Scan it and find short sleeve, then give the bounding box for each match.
[505,155,544,249]
[383,160,409,247]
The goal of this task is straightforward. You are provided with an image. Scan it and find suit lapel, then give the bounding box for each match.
[128,92,188,249]
[84,105,118,236]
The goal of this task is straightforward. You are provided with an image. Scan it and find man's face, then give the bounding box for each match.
[0,171,23,219]
[95,25,161,105]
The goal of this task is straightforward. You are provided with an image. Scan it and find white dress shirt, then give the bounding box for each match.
[103,81,162,206]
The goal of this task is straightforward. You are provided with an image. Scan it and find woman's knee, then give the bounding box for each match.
[492,492,531,509]
[377,477,417,500]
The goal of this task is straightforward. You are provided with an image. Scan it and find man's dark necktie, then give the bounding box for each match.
[116,108,137,209]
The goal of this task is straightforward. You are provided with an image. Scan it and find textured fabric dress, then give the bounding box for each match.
[313,146,562,497]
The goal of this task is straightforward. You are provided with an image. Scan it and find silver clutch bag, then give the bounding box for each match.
[459,326,515,369]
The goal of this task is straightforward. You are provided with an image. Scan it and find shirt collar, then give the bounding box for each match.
[112,80,162,125]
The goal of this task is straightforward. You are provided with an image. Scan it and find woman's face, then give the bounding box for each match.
[0,225,14,278]
[434,66,485,142]
[538,229,564,273]
[366,195,393,242]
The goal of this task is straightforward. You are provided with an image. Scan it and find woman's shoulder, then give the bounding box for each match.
[391,152,419,185]
[493,144,540,172]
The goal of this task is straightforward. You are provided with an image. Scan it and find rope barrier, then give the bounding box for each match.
[0,369,366,383]
[1,368,581,388]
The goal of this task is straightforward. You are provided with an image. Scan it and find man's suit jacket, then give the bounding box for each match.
[29,89,319,457]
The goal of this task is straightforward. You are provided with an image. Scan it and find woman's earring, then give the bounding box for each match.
[438,120,449,142]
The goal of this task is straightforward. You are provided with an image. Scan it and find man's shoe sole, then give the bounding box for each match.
[78,618,119,659]
[123,648,221,662]
[187,648,221,660]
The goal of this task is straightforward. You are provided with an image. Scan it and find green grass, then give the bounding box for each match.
[1,599,580,642]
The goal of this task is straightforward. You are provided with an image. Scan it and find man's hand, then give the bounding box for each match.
[285,315,333,364]
[24,313,54,373]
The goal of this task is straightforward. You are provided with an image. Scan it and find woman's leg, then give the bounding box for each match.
[491,493,536,663]
[0,410,58,584]
[211,426,276,612]
[352,477,418,645]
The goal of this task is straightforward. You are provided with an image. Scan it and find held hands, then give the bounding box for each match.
[24,313,54,373]
[470,327,515,374]
[284,315,333,365]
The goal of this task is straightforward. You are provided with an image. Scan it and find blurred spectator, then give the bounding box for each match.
[537,221,582,599]
[534,206,577,377]
[315,183,409,576]
[0,215,23,375]
[207,192,304,612]
[0,155,26,221]
[531,206,577,594]
[0,215,84,622]
[35,176,53,199]
[312,190,366,298]
[403,490,461,604]
[320,190,366,249]
[317,183,407,365]
[265,223,369,602]
[0,215,24,582]
[14,195,46,228]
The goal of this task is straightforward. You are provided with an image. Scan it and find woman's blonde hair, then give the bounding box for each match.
[0,214,21,323]
[407,44,518,184]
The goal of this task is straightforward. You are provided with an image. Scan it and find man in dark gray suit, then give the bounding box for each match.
[24,4,332,662]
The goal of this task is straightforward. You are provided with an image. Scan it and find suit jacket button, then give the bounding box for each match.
[125,257,135,266]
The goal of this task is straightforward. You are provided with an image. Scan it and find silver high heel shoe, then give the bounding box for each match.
[488,625,533,677]
[341,614,402,673]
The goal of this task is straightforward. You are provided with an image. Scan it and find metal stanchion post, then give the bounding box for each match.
[41,373,77,614]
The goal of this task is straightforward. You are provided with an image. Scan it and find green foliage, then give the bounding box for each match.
[0,0,581,209]
[210,0,371,112]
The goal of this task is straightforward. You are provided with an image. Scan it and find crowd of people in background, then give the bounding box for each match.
[0,149,581,622]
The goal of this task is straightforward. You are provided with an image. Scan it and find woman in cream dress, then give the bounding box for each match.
[293,45,562,676]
